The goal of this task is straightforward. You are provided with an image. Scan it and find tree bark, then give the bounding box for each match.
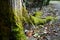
[0,0,26,40]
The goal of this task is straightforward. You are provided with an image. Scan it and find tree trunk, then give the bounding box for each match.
[0,0,26,40]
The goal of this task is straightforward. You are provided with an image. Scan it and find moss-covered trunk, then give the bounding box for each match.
[0,0,26,40]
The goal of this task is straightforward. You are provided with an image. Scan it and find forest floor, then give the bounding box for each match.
[26,1,60,40]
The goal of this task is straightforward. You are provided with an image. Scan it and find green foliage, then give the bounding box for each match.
[34,11,43,18]
[30,11,55,25]
[46,16,54,22]
[22,6,55,29]
[22,7,30,24]
[31,16,45,25]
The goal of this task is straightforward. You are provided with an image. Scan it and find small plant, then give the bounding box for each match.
[46,16,54,23]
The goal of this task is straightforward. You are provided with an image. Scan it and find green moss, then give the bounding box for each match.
[46,16,54,22]
[34,11,43,18]
[31,16,45,25]
[11,12,27,40]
